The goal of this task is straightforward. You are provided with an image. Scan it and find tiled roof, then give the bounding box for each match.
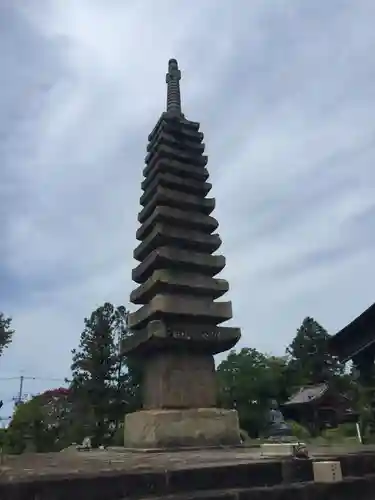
[284,383,328,405]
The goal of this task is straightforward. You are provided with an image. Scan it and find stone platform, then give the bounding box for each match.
[1,445,375,499]
[124,408,241,448]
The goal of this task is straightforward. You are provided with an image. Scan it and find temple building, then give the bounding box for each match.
[121,59,241,448]
[328,302,375,435]
[282,383,358,436]
[329,302,375,385]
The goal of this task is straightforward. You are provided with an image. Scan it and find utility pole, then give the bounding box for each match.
[16,375,24,406]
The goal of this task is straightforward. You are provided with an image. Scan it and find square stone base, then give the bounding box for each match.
[142,352,217,409]
[124,408,241,448]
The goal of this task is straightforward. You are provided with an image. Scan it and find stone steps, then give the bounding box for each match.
[2,454,375,500]
[142,475,375,500]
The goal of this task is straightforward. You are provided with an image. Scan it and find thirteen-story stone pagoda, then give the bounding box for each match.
[122,59,241,448]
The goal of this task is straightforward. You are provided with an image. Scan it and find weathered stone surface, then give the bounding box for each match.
[148,127,204,151]
[130,269,229,304]
[132,247,225,284]
[128,294,232,330]
[133,224,222,262]
[148,114,203,138]
[4,448,375,499]
[141,172,212,202]
[138,186,215,223]
[144,158,209,186]
[145,152,206,177]
[121,320,241,356]
[146,148,207,172]
[142,352,216,409]
[148,113,200,142]
[150,117,200,138]
[124,408,241,448]
[147,130,205,156]
[136,206,218,241]
[144,145,208,175]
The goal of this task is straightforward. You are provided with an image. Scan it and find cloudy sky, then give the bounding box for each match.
[1,0,375,418]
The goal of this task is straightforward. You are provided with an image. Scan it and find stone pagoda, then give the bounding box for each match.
[122,59,241,448]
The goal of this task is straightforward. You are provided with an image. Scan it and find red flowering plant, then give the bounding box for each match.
[36,387,74,431]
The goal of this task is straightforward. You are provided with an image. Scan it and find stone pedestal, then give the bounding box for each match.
[143,351,216,409]
[124,408,241,448]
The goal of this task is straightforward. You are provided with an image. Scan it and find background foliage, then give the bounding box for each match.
[1,306,370,452]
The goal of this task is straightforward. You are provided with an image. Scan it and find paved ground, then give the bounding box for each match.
[1,444,375,480]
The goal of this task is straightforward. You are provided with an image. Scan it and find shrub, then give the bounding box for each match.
[286,420,310,441]
[337,422,357,438]
[111,427,124,446]
[321,427,345,443]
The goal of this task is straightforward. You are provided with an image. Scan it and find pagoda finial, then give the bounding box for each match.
[166,58,182,115]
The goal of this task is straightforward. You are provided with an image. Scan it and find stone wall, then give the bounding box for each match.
[2,453,375,499]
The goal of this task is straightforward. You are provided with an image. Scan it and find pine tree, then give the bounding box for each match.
[286,317,345,386]
[70,302,138,445]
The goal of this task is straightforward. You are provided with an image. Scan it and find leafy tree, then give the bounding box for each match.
[119,355,143,415]
[0,313,14,357]
[6,399,40,454]
[70,302,141,446]
[217,348,288,437]
[6,388,74,453]
[38,388,77,448]
[286,317,345,387]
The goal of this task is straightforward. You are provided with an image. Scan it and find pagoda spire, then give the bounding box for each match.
[166,58,182,115]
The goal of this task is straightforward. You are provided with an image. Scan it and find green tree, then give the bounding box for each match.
[6,388,73,453]
[7,399,42,454]
[286,317,345,387]
[119,355,143,415]
[70,302,140,446]
[217,348,288,437]
[0,313,14,357]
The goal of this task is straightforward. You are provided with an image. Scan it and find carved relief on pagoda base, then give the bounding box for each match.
[142,351,216,410]
[120,320,241,357]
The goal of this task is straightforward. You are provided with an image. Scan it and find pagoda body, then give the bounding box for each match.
[122,59,241,448]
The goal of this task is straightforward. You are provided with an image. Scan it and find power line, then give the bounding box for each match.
[28,376,72,383]
[0,375,71,411]
[0,375,70,383]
